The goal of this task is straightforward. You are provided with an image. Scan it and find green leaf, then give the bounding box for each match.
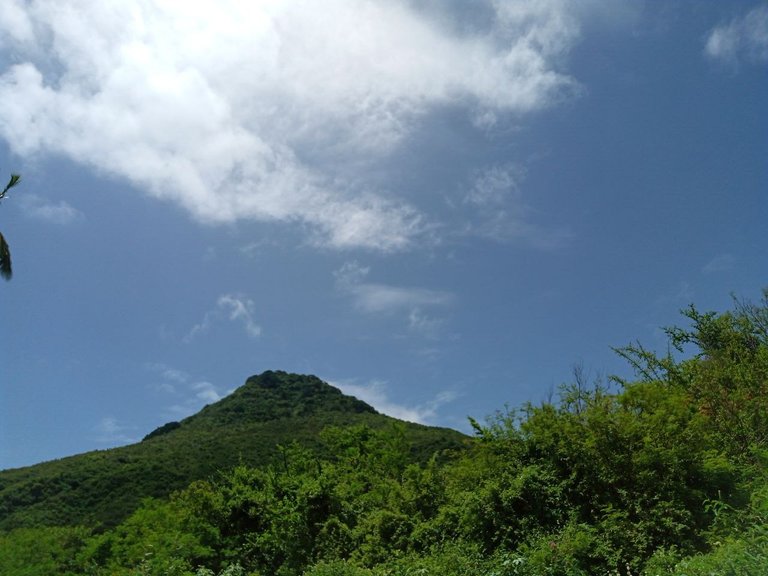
[1,173,20,198]
[0,231,12,280]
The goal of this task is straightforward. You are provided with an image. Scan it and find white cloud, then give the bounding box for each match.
[240,238,280,259]
[407,308,446,338]
[0,0,588,251]
[333,379,458,425]
[705,5,768,66]
[145,362,189,392]
[335,262,454,341]
[334,261,372,289]
[335,261,453,316]
[702,253,736,274]
[161,368,189,383]
[218,294,262,338]
[94,416,137,444]
[0,2,34,48]
[146,362,227,418]
[144,363,190,393]
[186,293,261,341]
[459,164,570,248]
[350,284,454,314]
[191,381,223,404]
[18,193,82,224]
[167,380,225,417]
[465,164,526,208]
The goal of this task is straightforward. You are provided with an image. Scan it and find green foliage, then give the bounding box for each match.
[0,371,466,531]
[0,525,91,575]
[368,542,490,576]
[142,421,182,441]
[191,372,376,428]
[302,561,374,576]
[195,564,249,576]
[618,291,768,463]
[78,496,215,575]
[647,483,768,575]
[0,172,21,280]
[441,375,736,573]
[0,173,21,197]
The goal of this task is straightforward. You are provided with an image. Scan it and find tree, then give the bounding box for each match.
[0,173,21,280]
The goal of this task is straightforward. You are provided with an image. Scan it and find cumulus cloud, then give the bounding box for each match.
[0,0,587,251]
[333,379,458,424]
[18,193,82,224]
[186,293,261,341]
[705,5,768,66]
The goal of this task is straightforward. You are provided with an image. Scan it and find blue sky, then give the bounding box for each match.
[1,0,766,470]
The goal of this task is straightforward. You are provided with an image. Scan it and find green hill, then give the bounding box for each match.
[0,371,468,531]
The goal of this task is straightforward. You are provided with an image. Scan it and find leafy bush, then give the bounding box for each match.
[303,560,373,576]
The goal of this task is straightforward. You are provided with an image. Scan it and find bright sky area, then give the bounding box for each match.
[1,0,766,470]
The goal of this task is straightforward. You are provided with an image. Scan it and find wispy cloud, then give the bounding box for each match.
[186,293,261,341]
[93,416,138,445]
[705,5,768,67]
[407,308,447,339]
[191,381,222,405]
[333,378,458,425]
[702,253,736,275]
[146,362,228,419]
[465,164,527,208]
[239,238,280,259]
[334,261,453,337]
[459,164,570,249]
[335,262,453,313]
[346,283,453,315]
[18,193,82,224]
[145,363,190,394]
[0,0,590,251]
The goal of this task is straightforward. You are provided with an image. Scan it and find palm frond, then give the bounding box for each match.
[0,174,21,200]
[0,231,11,280]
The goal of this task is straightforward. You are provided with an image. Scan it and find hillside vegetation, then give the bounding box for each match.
[1,291,767,575]
[0,371,467,530]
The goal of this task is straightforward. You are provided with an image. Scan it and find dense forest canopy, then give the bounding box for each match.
[1,291,766,575]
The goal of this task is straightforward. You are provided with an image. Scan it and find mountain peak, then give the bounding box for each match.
[152,371,377,435]
[1,370,467,530]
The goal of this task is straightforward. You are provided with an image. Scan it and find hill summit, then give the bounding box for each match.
[145,371,377,441]
[0,371,467,530]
